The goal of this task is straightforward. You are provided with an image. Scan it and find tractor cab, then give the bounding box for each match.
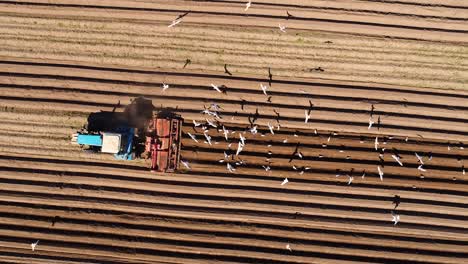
[72,127,135,160]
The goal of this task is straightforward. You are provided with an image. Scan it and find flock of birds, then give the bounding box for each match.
[158,1,467,251]
[27,0,465,254]
[166,0,293,34]
[177,96,464,230]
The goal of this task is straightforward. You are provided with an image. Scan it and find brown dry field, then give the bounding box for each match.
[0,0,467,264]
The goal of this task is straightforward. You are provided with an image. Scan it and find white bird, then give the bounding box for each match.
[283,138,288,143]
[267,122,275,135]
[211,83,222,93]
[347,176,354,185]
[391,211,400,225]
[222,126,229,141]
[260,83,268,96]
[250,125,258,135]
[377,166,384,181]
[391,155,403,166]
[281,178,289,186]
[262,165,271,171]
[417,164,426,172]
[286,243,292,252]
[187,132,198,143]
[314,129,318,135]
[362,171,366,179]
[415,152,424,164]
[305,110,311,124]
[327,135,331,143]
[210,103,222,111]
[161,83,169,92]
[203,132,212,145]
[236,141,244,156]
[244,0,252,11]
[368,117,374,130]
[193,120,201,127]
[239,133,246,146]
[279,23,286,33]
[31,240,39,251]
[227,163,236,173]
[168,19,182,28]
[375,136,379,151]
[463,166,465,175]
[206,118,217,128]
[181,160,191,170]
[201,109,220,119]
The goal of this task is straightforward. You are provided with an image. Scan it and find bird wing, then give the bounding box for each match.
[211,84,221,92]
[168,19,181,28]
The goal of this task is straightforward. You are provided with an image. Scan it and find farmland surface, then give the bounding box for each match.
[0,0,467,264]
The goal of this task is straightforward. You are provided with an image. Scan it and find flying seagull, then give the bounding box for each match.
[377,166,384,181]
[31,240,39,251]
[286,243,292,252]
[391,211,400,225]
[222,125,229,141]
[267,122,275,135]
[417,164,426,172]
[305,109,312,123]
[391,154,403,166]
[260,83,268,96]
[206,118,217,128]
[193,120,201,127]
[161,83,169,92]
[179,160,191,170]
[227,163,236,172]
[281,178,289,186]
[236,141,244,156]
[168,19,182,28]
[375,136,379,151]
[289,142,301,163]
[293,165,310,175]
[187,132,198,143]
[168,12,189,28]
[250,125,258,135]
[211,83,223,93]
[368,117,374,130]
[244,0,252,11]
[347,176,354,185]
[279,23,286,33]
[203,132,212,145]
[224,64,232,76]
[239,133,246,146]
[415,152,424,164]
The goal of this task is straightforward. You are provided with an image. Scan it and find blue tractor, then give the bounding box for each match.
[71,127,135,160]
